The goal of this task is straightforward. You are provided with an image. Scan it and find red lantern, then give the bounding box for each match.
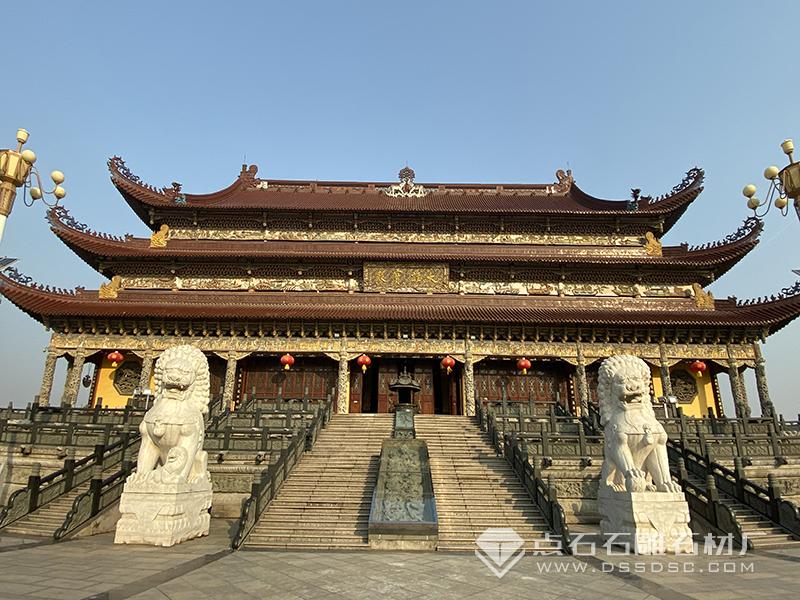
[280,353,295,371]
[688,360,707,377]
[107,350,123,368]
[516,357,532,375]
[441,355,456,375]
[357,354,372,373]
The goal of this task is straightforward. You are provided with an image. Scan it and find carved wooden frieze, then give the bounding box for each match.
[169,227,643,247]
[48,332,758,363]
[363,262,449,293]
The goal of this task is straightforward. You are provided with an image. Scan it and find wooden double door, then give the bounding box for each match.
[474,359,574,411]
[350,358,462,415]
[237,355,337,401]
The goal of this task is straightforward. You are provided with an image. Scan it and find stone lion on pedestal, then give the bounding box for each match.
[115,345,212,547]
[598,354,680,494]
[596,354,692,554]
[131,345,210,484]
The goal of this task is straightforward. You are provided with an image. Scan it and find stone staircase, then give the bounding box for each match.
[1,482,89,538]
[415,415,559,552]
[244,414,394,550]
[683,472,800,549]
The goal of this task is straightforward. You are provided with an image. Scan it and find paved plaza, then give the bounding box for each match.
[0,521,797,600]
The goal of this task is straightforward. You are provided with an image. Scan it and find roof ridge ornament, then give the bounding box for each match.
[239,164,269,190]
[553,169,574,194]
[1,264,78,296]
[737,280,800,306]
[108,156,185,203]
[383,166,429,198]
[640,167,705,206]
[686,216,763,251]
[48,206,88,233]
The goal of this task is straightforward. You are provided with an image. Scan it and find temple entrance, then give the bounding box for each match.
[350,357,462,414]
[237,355,337,403]
[474,358,574,412]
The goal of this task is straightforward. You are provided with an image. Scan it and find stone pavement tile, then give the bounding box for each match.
[0,581,48,599]
[27,588,95,600]
[128,590,171,600]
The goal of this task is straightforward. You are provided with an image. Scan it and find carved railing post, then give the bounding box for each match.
[38,349,59,407]
[62,350,86,406]
[337,350,350,414]
[575,341,589,417]
[138,350,155,393]
[27,463,42,512]
[726,344,750,419]
[222,352,239,411]
[658,342,674,399]
[464,340,476,416]
[767,473,782,522]
[752,342,775,418]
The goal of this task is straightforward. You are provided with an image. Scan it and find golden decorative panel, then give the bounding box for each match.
[149,224,169,248]
[48,333,758,369]
[169,227,644,248]
[363,262,450,293]
[644,231,662,257]
[98,275,122,299]
[692,283,715,309]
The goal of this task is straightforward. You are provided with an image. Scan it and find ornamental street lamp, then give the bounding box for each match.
[0,128,66,243]
[742,138,800,221]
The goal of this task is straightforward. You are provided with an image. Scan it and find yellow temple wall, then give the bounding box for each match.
[650,365,717,417]
[91,356,152,408]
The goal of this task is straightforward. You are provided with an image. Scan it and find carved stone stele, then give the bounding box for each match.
[596,355,693,554]
[115,345,212,547]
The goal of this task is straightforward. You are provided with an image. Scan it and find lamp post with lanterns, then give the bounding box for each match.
[742,138,800,222]
[0,128,66,243]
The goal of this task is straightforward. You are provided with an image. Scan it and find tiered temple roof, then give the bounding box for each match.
[46,205,763,284]
[1,158,799,343]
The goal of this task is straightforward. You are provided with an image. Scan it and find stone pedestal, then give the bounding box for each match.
[598,487,693,554]
[114,478,212,547]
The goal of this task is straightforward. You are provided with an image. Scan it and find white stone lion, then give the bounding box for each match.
[598,355,680,494]
[131,345,210,484]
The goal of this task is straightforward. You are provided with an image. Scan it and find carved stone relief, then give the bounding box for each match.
[363,263,449,293]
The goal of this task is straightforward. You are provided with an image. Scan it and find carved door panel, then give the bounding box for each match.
[416,363,435,415]
[349,369,362,413]
[376,360,397,413]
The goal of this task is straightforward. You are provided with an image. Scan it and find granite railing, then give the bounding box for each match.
[0,420,139,448]
[0,403,147,426]
[669,440,800,539]
[53,396,331,542]
[54,440,140,540]
[667,443,751,549]
[504,433,573,554]
[0,432,140,530]
[235,387,332,413]
[477,400,573,554]
[231,394,333,549]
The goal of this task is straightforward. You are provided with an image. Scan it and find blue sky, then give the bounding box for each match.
[1,1,798,415]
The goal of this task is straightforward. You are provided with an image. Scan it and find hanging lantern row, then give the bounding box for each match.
[357,354,372,373]
[516,357,531,375]
[280,353,295,370]
[107,350,124,368]
[440,355,456,374]
[688,360,707,377]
